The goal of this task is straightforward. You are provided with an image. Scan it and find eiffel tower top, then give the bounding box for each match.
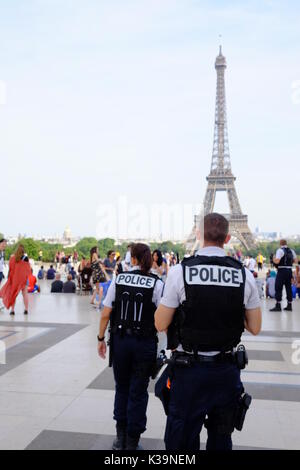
[209,45,232,178]
[185,46,256,252]
[215,45,227,68]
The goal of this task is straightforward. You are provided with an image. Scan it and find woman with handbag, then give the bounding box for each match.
[90,246,108,307]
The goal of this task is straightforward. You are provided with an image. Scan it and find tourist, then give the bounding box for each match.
[296,265,300,299]
[151,249,168,280]
[51,273,64,293]
[37,266,45,280]
[0,238,7,310]
[63,274,76,293]
[124,244,133,271]
[46,265,56,280]
[38,250,43,262]
[256,253,264,271]
[253,272,264,299]
[66,254,73,273]
[266,270,276,299]
[248,256,256,273]
[90,247,107,306]
[0,244,31,315]
[115,256,123,275]
[28,269,40,293]
[103,251,116,280]
[69,266,77,280]
[73,250,79,265]
[78,257,87,273]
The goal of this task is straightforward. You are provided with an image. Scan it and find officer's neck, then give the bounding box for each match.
[202,242,225,249]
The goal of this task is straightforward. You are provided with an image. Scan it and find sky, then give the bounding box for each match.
[0,0,300,240]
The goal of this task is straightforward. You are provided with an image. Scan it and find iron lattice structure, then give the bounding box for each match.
[186,47,256,253]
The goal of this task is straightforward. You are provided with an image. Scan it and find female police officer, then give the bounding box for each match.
[97,243,164,450]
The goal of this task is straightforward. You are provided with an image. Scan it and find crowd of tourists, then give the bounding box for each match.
[0,236,299,315]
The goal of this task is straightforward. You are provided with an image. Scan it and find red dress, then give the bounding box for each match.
[0,256,31,308]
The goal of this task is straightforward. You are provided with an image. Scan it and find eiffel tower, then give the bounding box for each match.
[186,46,256,252]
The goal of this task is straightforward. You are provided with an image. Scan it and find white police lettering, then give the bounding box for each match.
[116,274,155,288]
[186,265,243,287]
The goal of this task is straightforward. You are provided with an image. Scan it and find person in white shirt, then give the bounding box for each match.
[155,213,261,451]
[247,256,256,273]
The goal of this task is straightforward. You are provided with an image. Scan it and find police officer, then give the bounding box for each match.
[97,243,164,450]
[270,239,298,312]
[155,213,262,451]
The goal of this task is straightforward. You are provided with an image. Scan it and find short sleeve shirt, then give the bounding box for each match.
[160,247,261,310]
[275,247,297,268]
[160,247,261,355]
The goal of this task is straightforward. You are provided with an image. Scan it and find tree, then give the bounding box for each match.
[98,238,116,258]
[74,237,98,259]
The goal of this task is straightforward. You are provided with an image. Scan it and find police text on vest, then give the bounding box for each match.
[116,273,155,288]
[185,265,243,287]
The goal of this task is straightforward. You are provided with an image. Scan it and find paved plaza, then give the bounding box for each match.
[0,277,299,450]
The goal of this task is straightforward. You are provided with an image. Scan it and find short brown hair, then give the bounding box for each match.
[280,239,287,246]
[204,213,229,246]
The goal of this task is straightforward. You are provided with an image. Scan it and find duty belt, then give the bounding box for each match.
[112,325,156,337]
[172,351,234,365]
[171,344,248,370]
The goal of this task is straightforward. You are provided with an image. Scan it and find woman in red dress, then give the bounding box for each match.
[0,244,31,315]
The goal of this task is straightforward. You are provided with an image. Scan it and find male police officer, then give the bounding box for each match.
[155,213,261,451]
[270,239,298,312]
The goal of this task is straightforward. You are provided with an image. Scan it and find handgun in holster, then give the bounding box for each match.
[235,393,252,431]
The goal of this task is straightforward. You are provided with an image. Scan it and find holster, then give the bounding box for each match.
[204,391,252,434]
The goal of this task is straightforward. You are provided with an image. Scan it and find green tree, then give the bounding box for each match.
[98,238,116,258]
[74,237,98,259]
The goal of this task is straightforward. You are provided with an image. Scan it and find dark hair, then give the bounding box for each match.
[41,266,44,269]
[204,213,229,246]
[152,249,163,266]
[50,265,53,268]
[0,238,6,243]
[90,246,98,263]
[131,243,152,274]
[280,239,287,246]
[107,250,114,257]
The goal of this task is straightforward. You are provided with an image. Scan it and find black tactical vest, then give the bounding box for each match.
[167,255,246,352]
[112,270,158,337]
[278,247,293,268]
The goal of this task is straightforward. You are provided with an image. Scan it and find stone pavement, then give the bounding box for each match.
[0,277,299,450]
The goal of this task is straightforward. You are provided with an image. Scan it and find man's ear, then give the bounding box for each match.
[225,234,231,244]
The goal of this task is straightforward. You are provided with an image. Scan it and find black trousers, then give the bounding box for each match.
[112,333,157,438]
[275,269,293,302]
